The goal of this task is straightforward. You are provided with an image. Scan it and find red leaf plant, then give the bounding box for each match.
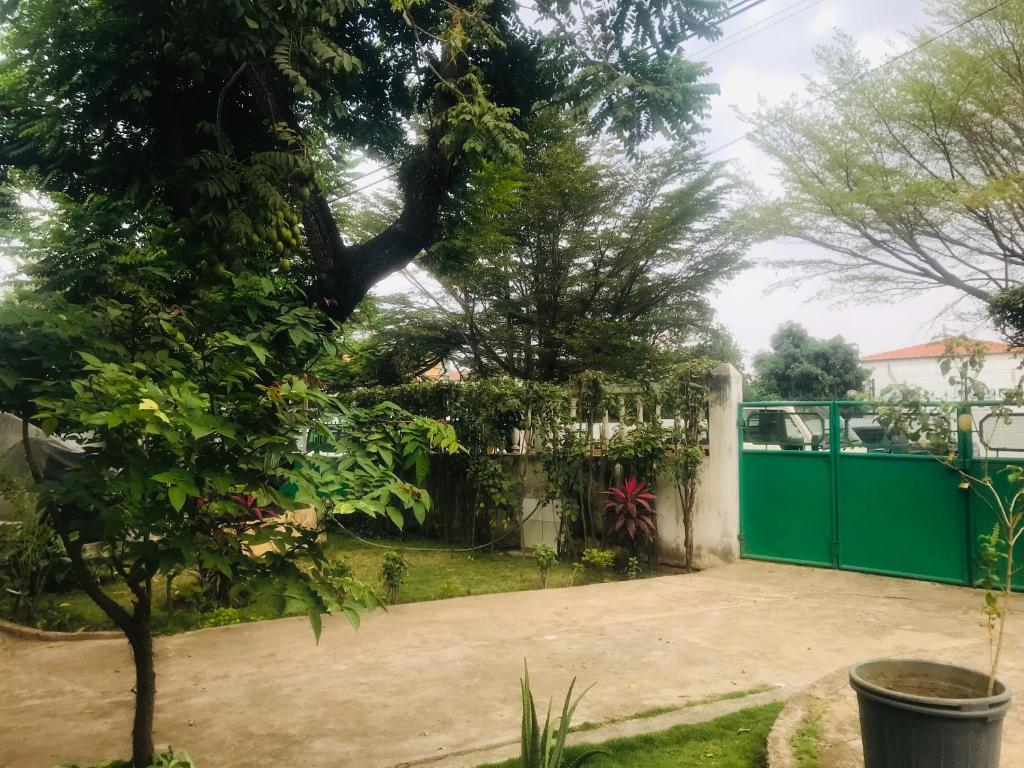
[602,476,657,549]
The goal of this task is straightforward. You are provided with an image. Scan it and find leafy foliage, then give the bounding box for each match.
[533,543,558,588]
[602,477,657,549]
[626,556,643,580]
[581,547,616,574]
[990,286,1024,350]
[0,476,69,623]
[58,748,196,768]
[419,127,743,382]
[752,323,868,401]
[0,0,729,322]
[379,550,410,603]
[747,1,1024,303]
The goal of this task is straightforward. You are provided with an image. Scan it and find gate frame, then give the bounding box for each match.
[737,398,1024,589]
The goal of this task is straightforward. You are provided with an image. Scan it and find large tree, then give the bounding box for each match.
[0,0,727,319]
[748,0,1024,305]
[384,127,742,381]
[751,322,868,400]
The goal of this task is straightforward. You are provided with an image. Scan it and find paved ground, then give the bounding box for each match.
[3,561,1022,768]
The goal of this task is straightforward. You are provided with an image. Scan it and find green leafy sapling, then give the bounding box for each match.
[533,543,557,588]
[877,337,1024,694]
[581,548,615,576]
[379,550,410,603]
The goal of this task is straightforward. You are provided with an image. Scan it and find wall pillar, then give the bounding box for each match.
[657,363,743,569]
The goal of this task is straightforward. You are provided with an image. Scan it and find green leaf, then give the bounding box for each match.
[308,607,322,644]
[168,484,187,512]
[386,505,404,530]
[342,606,361,630]
[245,16,259,29]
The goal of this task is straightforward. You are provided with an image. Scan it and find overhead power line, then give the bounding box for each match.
[693,0,829,61]
[716,0,773,25]
[703,0,1020,157]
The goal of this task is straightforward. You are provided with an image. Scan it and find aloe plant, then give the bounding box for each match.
[520,663,604,768]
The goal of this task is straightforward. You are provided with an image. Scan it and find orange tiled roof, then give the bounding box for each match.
[420,362,463,381]
[861,339,1009,362]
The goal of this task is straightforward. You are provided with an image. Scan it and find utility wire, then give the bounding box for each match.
[715,0,773,25]
[330,158,403,202]
[693,0,829,61]
[703,0,1020,157]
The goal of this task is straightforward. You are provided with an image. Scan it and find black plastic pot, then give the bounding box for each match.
[850,659,1011,768]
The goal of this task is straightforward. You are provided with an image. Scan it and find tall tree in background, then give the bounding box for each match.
[0,0,728,319]
[391,127,743,382]
[752,322,868,400]
[748,0,1024,308]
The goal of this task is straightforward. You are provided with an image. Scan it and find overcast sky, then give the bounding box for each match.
[700,0,996,361]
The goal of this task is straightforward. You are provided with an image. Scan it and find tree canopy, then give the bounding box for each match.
[0,0,728,318]
[747,0,1024,306]
[751,322,868,400]
[366,127,742,382]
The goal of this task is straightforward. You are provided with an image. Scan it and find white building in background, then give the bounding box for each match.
[861,340,1020,398]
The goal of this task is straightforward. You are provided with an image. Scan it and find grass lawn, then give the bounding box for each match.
[2,534,642,634]
[478,703,783,768]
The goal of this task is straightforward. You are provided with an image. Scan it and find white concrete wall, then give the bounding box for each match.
[656,364,742,569]
[520,497,561,550]
[518,363,743,571]
[864,354,1022,399]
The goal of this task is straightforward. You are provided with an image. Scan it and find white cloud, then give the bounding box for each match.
[804,2,843,37]
[855,29,898,64]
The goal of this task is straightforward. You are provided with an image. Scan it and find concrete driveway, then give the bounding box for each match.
[3,561,1022,768]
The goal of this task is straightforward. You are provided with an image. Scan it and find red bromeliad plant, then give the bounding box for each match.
[602,477,657,550]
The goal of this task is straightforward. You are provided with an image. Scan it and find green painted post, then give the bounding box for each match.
[737,402,746,557]
[829,401,841,568]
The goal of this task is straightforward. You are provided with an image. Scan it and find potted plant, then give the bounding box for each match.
[850,339,1016,767]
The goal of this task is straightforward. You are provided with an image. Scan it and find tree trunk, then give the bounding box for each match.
[127,621,156,768]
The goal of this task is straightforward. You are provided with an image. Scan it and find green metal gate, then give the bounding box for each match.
[738,400,1024,588]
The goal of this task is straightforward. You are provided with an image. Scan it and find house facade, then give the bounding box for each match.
[861,340,1019,398]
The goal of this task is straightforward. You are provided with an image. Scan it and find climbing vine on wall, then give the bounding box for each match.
[347,363,717,560]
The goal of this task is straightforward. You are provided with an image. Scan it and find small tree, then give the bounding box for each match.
[533,543,557,588]
[876,338,1023,694]
[0,228,457,766]
[379,550,410,603]
[661,358,716,570]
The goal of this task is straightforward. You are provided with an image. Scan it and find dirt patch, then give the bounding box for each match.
[865,672,983,699]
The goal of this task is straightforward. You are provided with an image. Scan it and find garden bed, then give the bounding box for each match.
[1,534,661,634]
